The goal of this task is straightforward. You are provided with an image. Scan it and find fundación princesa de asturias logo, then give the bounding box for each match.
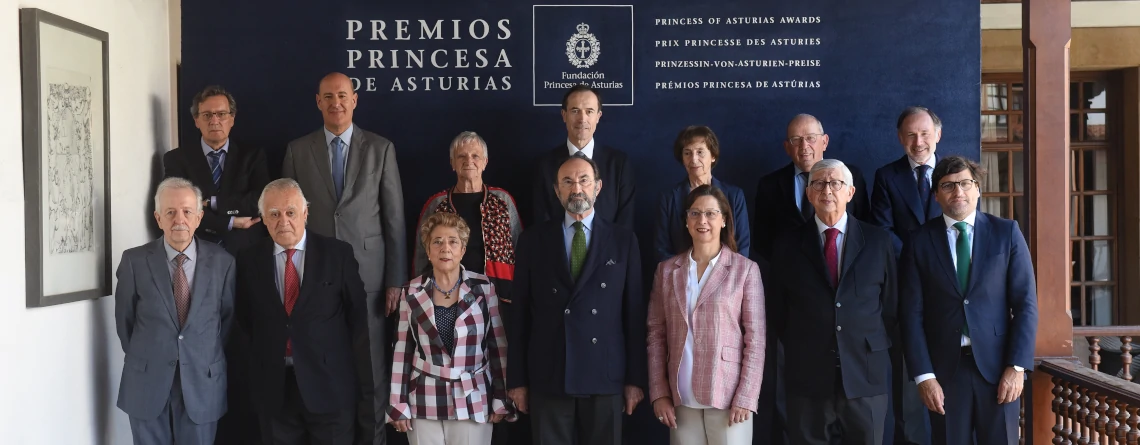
[566,23,600,69]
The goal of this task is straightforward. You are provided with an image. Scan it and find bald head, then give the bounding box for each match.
[316,72,357,134]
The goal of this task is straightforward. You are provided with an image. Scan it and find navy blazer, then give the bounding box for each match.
[769,217,897,399]
[899,213,1038,385]
[507,216,647,396]
[654,176,751,262]
[530,144,636,228]
[870,155,943,257]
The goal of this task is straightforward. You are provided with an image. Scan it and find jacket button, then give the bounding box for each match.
[168,361,176,366]
[592,309,597,315]
[553,288,558,294]
[835,302,841,308]
[286,323,291,329]
[836,326,842,331]
[592,338,598,344]
[178,335,183,340]
[564,309,570,315]
[964,300,970,304]
[600,283,606,289]
[335,212,341,217]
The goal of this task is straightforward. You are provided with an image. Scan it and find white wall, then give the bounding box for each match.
[0,0,174,443]
[983,0,1140,30]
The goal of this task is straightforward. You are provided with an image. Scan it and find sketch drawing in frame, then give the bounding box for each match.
[20,8,111,307]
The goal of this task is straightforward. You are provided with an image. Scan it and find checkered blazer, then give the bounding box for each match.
[387,268,512,423]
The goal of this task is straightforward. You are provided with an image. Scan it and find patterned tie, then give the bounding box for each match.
[172,253,190,327]
[207,150,224,190]
[283,249,300,356]
[799,172,815,222]
[823,228,840,289]
[915,165,931,215]
[570,222,587,280]
[331,137,346,200]
[954,222,971,338]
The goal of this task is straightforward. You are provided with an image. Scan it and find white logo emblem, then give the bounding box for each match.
[566,23,601,69]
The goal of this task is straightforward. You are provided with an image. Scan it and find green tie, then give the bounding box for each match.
[954,221,971,338]
[570,222,587,280]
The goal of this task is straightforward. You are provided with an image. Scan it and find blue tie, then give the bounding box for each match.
[331,137,346,200]
[916,165,931,215]
[207,150,224,189]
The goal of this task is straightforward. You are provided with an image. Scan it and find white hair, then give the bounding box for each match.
[154,177,203,212]
[448,131,489,159]
[810,159,854,188]
[258,178,310,216]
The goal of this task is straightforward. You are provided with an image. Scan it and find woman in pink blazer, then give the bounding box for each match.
[647,184,766,445]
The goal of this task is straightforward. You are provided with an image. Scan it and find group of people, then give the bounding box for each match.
[113,73,1039,445]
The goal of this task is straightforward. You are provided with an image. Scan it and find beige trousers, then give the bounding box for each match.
[407,419,493,445]
[671,405,754,445]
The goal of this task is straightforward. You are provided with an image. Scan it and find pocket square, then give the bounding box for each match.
[605,259,616,266]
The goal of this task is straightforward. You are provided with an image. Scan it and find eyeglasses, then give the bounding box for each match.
[937,179,979,193]
[809,180,847,191]
[686,209,722,220]
[196,111,233,121]
[559,178,595,189]
[787,134,823,145]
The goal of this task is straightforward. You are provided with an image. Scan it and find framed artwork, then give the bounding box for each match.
[20,8,111,307]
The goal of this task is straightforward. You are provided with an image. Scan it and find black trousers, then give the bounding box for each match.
[930,347,1019,445]
[529,392,622,445]
[891,342,929,445]
[259,367,356,445]
[786,374,888,445]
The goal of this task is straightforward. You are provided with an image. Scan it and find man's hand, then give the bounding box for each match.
[232,217,261,229]
[623,385,644,415]
[508,387,528,414]
[385,287,403,316]
[997,367,1025,404]
[918,379,946,415]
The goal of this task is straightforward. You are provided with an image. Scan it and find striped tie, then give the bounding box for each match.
[207,150,225,189]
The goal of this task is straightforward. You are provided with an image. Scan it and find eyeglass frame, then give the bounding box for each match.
[557,177,597,190]
[685,209,723,220]
[195,110,234,121]
[936,179,979,193]
[808,179,848,191]
[787,133,824,145]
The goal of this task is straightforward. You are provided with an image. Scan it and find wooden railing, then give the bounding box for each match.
[1075,326,1140,382]
[1035,359,1140,444]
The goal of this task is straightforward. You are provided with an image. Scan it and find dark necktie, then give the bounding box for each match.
[799,172,814,221]
[570,222,587,280]
[172,254,190,327]
[331,137,346,200]
[954,222,971,338]
[915,165,931,215]
[207,150,224,190]
[824,228,839,288]
[283,249,300,356]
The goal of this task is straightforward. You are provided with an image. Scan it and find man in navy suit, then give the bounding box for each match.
[870,106,944,445]
[508,155,647,445]
[900,156,1038,445]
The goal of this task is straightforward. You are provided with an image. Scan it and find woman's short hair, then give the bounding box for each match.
[673,125,721,169]
[681,184,738,253]
[419,212,471,251]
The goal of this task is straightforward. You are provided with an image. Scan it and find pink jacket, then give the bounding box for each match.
[646,248,766,411]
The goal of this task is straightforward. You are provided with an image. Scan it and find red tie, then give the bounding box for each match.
[824,228,839,288]
[284,249,299,356]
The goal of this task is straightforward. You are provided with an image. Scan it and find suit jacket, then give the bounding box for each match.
[530,144,636,228]
[114,238,235,423]
[162,141,271,254]
[646,249,765,411]
[769,216,897,399]
[751,162,870,263]
[900,213,1038,385]
[654,176,751,262]
[870,155,943,257]
[235,232,373,424]
[507,216,647,396]
[282,125,407,294]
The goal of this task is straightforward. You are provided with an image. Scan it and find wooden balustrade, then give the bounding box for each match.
[1074,326,1140,382]
[1037,359,1140,444]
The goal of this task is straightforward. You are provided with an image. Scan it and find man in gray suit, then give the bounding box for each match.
[114,177,236,445]
[282,71,406,444]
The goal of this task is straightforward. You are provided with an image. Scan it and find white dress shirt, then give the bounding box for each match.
[273,230,308,366]
[814,212,849,267]
[907,155,937,183]
[678,248,722,408]
[566,138,595,159]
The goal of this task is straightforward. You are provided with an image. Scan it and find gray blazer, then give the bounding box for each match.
[113,237,235,423]
[282,125,407,294]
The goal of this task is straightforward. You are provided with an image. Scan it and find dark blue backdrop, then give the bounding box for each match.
[182,0,978,443]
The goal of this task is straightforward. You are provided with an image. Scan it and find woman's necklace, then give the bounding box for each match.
[432,276,462,299]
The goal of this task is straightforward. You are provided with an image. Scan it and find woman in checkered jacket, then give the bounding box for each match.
[387,212,513,444]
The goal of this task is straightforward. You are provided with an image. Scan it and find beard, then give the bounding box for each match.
[563,191,595,214]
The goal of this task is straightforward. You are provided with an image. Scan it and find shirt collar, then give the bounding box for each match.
[793,163,806,178]
[164,237,198,264]
[688,247,723,268]
[201,138,230,157]
[814,212,850,235]
[907,155,937,171]
[273,230,309,255]
[943,212,977,231]
[567,138,595,158]
[324,124,355,149]
[563,210,596,233]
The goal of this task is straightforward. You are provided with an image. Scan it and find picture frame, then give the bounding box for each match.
[20,8,111,308]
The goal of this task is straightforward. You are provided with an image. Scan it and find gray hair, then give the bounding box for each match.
[258,178,310,216]
[787,113,825,135]
[810,159,854,189]
[897,106,942,130]
[154,177,204,212]
[449,131,489,159]
[190,85,237,117]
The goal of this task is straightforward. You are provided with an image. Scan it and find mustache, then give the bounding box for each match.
[172,224,190,231]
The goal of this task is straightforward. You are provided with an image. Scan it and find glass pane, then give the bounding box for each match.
[1086,285,1114,326]
[1085,240,1113,282]
[1071,286,1084,326]
[1012,150,1025,193]
[1071,82,1080,110]
[1072,240,1081,281]
[984,83,1009,111]
[981,115,1008,143]
[1071,113,1080,141]
[980,152,1009,193]
[1071,195,1079,236]
[1071,150,1079,192]
[1013,195,1027,234]
[1083,195,1113,236]
[982,197,1008,218]
[1012,83,1023,111]
[1085,113,1107,141]
[1082,149,1112,191]
[1011,114,1024,142]
[1084,80,1108,110]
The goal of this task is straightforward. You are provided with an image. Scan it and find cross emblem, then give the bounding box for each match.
[576,40,591,58]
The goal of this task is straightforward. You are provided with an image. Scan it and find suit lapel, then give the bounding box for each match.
[185,241,213,327]
[965,213,991,296]
[146,239,180,327]
[549,222,574,290]
[695,252,730,310]
[409,279,448,355]
[840,220,865,285]
[778,165,803,223]
[890,158,926,224]
[929,219,962,297]
[670,257,689,319]
[256,241,285,316]
[799,225,832,287]
[217,143,241,192]
[186,146,218,195]
[341,129,365,203]
[294,234,321,313]
[306,131,337,203]
[571,219,610,297]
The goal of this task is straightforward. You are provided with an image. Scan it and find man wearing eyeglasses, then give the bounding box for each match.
[899,156,1037,445]
[768,159,897,445]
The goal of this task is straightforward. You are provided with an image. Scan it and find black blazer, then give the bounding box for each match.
[163,141,270,254]
[235,232,373,422]
[751,162,870,263]
[507,216,647,396]
[870,155,943,257]
[768,216,897,399]
[530,144,636,228]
